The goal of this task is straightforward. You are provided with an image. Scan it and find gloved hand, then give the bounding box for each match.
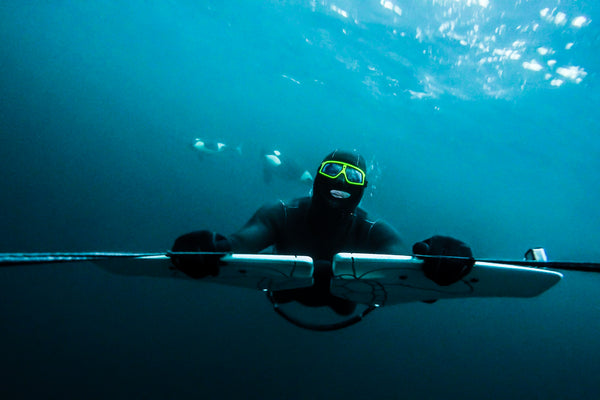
[171,230,231,278]
[412,235,474,286]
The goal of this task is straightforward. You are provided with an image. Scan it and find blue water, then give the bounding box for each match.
[1,1,599,398]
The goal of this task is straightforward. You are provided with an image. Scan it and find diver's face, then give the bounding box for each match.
[326,174,355,203]
[313,167,365,212]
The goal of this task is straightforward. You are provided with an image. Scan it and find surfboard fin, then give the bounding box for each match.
[525,248,548,262]
[300,170,313,182]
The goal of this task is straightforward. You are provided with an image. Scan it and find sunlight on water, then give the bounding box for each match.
[306,0,592,99]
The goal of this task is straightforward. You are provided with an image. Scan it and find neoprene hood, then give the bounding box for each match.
[312,149,367,215]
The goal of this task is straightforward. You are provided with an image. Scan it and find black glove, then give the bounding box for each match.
[413,235,474,286]
[171,230,231,278]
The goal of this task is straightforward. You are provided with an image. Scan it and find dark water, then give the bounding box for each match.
[1,1,599,399]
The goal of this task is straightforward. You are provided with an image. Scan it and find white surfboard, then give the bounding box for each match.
[0,251,570,305]
[330,253,563,306]
[93,253,315,291]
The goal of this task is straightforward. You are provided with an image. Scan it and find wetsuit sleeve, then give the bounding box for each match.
[367,220,407,254]
[228,201,285,253]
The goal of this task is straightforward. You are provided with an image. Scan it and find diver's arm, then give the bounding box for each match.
[171,202,283,278]
[367,220,407,254]
[228,202,284,253]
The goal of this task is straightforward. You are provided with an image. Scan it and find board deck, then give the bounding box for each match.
[330,253,563,306]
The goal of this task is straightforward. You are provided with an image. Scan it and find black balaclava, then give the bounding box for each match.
[310,149,368,220]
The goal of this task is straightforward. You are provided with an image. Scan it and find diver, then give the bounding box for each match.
[262,149,313,186]
[191,137,242,159]
[171,149,474,327]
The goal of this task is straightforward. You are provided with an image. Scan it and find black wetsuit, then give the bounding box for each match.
[227,197,405,314]
[229,197,404,258]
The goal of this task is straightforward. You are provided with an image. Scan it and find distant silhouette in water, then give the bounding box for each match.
[262,149,313,186]
[191,138,242,160]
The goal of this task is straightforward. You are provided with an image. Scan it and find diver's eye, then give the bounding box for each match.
[321,163,343,177]
[344,167,364,184]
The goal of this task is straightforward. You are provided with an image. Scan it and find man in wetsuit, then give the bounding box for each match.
[172,149,474,314]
